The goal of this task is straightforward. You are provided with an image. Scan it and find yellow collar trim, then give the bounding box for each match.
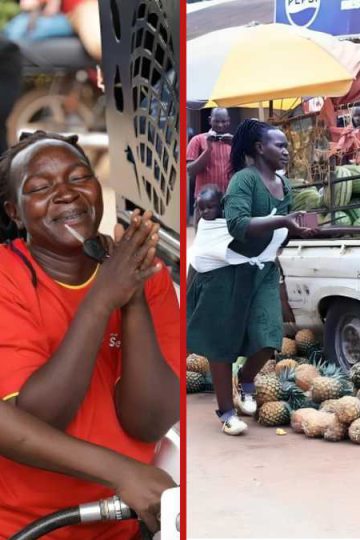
[55,264,100,289]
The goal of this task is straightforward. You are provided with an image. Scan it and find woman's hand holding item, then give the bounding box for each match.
[284,211,319,238]
[114,460,176,534]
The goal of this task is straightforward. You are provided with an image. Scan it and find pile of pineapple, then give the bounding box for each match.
[186,354,212,393]
[253,329,360,443]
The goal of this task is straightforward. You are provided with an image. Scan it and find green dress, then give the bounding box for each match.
[187,167,292,362]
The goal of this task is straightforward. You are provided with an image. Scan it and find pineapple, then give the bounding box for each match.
[302,410,334,438]
[255,370,306,408]
[255,374,282,406]
[283,379,307,410]
[291,408,317,433]
[275,358,299,375]
[311,364,353,403]
[311,376,352,403]
[186,354,209,376]
[281,337,297,356]
[324,415,348,442]
[334,396,360,424]
[258,359,276,377]
[350,363,360,389]
[296,357,311,365]
[349,418,360,444]
[186,371,205,394]
[295,329,318,357]
[319,399,339,413]
[258,401,291,426]
[295,364,320,391]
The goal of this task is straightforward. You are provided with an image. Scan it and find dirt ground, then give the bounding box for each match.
[187,393,360,539]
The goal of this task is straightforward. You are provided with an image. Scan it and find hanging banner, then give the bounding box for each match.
[274,0,360,38]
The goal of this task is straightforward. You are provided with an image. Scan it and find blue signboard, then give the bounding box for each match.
[274,0,360,38]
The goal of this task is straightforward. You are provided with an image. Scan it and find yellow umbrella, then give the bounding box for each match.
[187,23,360,108]
[205,98,302,111]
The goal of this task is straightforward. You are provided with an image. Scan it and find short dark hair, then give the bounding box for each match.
[0,130,91,242]
[210,107,229,118]
[230,118,277,175]
[196,184,223,202]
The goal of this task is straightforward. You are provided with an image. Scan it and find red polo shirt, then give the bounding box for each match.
[186,133,231,196]
[0,240,179,539]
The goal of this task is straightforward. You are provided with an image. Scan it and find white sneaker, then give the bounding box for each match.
[222,414,248,436]
[238,391,257,416]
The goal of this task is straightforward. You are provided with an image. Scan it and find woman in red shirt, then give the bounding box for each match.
[0,130,179,538]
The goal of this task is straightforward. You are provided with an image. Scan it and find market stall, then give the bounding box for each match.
[187,20,360,439]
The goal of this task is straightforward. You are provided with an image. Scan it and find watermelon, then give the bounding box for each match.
[292,187,321,211]
[346,198,360,223]
[344,164,360,195]
[323,166,352,208]
[321,211,352,226]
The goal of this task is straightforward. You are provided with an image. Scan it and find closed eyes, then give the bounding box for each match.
[69,174,94,183]
[25,183,50,194]
[24,173,94,193]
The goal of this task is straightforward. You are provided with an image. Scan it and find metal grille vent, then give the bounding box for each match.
[113,66,123,112]
[110,0,121,41]
[129,0,179,216]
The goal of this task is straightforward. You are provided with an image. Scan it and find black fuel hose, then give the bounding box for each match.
[9,496,154,540]
[9,505,153,540]
[9,507,81,540]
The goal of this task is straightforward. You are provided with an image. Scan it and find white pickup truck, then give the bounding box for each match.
[279,237,360,372]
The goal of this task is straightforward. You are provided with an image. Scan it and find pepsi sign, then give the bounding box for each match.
[275,0,360,37]
[285,0,321,28]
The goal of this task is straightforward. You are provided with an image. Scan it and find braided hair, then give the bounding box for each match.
[0,130,91,242]
[229,118,277,175]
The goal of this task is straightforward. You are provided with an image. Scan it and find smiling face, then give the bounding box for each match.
[4,139,103,254]
[209,109,230,134]
[256,129,289,171]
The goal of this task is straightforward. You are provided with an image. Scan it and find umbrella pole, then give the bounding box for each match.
[258,103,265,121]
[269,100,274,120]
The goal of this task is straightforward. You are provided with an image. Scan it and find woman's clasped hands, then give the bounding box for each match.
[93,209,162,311]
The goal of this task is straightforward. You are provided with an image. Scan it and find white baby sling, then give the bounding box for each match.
[188,211,288,273]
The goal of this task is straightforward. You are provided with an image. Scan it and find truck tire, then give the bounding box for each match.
[324,298,360,372]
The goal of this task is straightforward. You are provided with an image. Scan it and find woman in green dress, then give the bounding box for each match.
[187,119,316,435]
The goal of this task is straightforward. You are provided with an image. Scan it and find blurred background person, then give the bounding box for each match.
[62,0,101,60]
[4,0,101,60]
[0,35,22,154]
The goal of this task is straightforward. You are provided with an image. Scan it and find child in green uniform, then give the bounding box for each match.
[187,119,317,435]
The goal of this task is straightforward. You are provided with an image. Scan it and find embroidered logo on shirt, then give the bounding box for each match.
[109,333,121,349]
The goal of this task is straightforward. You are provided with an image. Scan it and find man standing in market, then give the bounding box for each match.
[187,108,233,200]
